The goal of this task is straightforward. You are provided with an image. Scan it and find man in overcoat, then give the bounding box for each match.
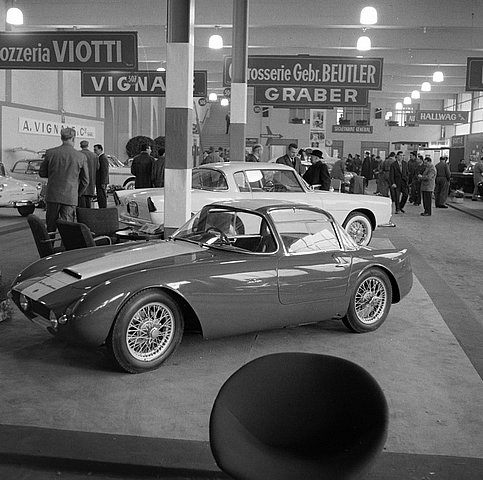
[389,151,409,213]
[94,144,110,208]
[39,127,89,233]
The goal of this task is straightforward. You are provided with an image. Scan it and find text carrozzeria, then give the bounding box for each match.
[0,40,123,63]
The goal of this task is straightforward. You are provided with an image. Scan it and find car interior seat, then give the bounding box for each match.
[27,214,64,258]
[210,352,388,480]
[57,219,112,250]
[76,207,121,243]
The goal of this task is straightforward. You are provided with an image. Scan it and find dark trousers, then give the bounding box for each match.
[96,185,108,208]
[434,177,449,206]
[45,202,75,233]
[422,191,432,215]
[78,195,94,208]
[390,184,408,211]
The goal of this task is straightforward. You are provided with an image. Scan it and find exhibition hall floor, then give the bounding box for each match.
[0,196,482,479]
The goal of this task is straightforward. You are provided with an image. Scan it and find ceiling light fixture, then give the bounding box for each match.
[209,27,223,49]
[6,7,23,25]
[403,96,412,105]
[360,7,378,25]
[220,98,229,106]
[208,92,218,101]
[356,36,371,51]
[432,71,444,82]
[411,90,420,99]
[421,82,431,92]
[395,102,403,110]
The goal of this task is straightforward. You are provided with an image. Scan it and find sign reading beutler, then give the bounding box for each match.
[0,32,137,70]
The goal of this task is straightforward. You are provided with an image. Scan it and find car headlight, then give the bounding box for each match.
[147,197,157,212]
[49,310,58,329]
[19,293,30,311]
[36,183,42,191]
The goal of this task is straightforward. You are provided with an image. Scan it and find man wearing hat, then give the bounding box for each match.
[40,127,89,233]
[302,149,331,190]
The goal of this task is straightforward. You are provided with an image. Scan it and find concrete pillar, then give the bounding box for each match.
[229,0,248,161]
[165,0,194,236]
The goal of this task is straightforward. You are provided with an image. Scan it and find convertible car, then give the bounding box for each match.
[115,162,393,246]
[10,200,412,373]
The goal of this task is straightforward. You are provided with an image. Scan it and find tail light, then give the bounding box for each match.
[147,197,157,212]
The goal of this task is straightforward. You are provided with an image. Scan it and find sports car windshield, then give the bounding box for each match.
[172,207,277,253]
[233,169,305,193]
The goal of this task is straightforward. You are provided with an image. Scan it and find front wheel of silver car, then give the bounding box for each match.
[342,212,373,246]
[108,290,184,373]
[342,269,392,333]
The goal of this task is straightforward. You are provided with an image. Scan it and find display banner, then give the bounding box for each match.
[254,86,368,107]
[412,110,469,124]
[19,117,96,138]
[0,32,137,70]
[332,125,373,134]
[81,70,207,97]
[465,57,483,91]
[224,55,383,89]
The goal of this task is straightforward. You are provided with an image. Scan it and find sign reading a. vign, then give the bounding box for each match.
[0,32,137,70]
[81,71,207,97]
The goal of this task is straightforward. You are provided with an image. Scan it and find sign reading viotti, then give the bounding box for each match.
[0,32,137,70]
[224,55,383,90]
[81,71,207,97]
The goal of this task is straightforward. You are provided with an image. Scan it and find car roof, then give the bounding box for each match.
[196,161,295,173]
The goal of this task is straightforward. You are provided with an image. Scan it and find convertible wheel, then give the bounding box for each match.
[109,290,184,373]
[17,205,35,216]
[342,269,392,333]
[342,212,372,246]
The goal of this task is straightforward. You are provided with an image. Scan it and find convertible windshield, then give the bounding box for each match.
[173,207,277,253]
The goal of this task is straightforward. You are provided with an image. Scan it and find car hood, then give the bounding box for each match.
[13,240,209,299]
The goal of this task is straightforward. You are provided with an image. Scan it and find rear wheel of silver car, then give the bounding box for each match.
[343,269,392,333]
[109,290,184,373]
[123,178,136,190]
[17,205,35,216]
[342,212,372,246]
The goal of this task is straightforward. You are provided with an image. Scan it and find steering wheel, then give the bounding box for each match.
[206,227,230,244]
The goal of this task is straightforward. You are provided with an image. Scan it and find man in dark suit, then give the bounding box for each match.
[302,149,331,190]
[389,151,409,213]
[94,144,110,208]
[39,127,89,233]
[79,140,99,208]
[276,143,303,175]
[131,143,155,188]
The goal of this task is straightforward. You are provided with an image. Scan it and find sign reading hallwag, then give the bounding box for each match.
[0,32,137,70]
[224,55,383,89]
[81,71,208,97]
[409,110,469,124]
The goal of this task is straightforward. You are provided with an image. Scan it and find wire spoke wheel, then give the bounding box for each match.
[354,277,387,324]
[343,213,372,246]
[109,291,184,373]
[126,302,175,361]
[343,269,392,333]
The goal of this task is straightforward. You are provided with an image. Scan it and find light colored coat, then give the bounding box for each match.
[40,144,89,205]
[420,163,436,192]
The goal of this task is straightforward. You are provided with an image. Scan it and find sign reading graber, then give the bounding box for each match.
[0,32,137,70]
[19,118,96,138]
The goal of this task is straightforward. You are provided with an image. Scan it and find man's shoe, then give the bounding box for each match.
[400,208,405,213]
[440,205,448,208]
[420,212,430,216]
[395,210,400,214]
[472,198,479,201]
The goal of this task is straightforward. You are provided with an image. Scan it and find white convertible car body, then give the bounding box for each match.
[116,162,392,245]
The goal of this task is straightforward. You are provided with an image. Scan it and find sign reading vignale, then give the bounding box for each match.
[0,32,137,70]
[414,110,469,124]
[19,117,96,138]
[254,86,368,107]
[224,56,383,89]
[81,71,207,97]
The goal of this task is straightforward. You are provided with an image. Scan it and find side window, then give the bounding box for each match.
[192,169,228,191]
[234,171,250,192]
[270,208,341,254]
